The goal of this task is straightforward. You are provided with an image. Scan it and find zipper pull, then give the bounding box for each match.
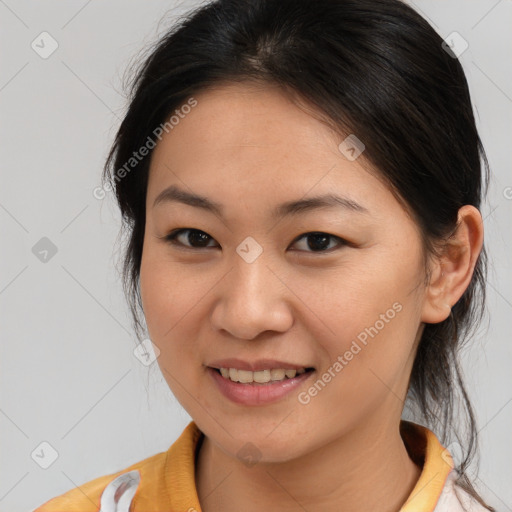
[99,470,140,512]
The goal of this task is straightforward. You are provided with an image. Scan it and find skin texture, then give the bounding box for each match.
[139,82,484,512]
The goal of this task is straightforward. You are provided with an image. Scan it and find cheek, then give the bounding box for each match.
[299,249,423,388]
[298,254,420,339]
[139,254,206,406]
[139,257,173,340]
[140,247,203,338]
[139,252,194,370]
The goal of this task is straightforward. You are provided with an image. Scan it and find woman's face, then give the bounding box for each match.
[140,82,429,462]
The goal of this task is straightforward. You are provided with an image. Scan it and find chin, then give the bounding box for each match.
[223,423,313,463]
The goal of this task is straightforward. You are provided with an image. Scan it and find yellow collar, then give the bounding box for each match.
[399,421,454,511]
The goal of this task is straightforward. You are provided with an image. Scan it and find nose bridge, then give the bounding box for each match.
[232,244,271,303]
[212,237,292,339]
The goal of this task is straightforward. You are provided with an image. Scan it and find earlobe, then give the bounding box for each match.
[421,261,452,324]
[420,205,484,324]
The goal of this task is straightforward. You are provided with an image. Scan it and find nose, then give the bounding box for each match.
[210,253,294,340]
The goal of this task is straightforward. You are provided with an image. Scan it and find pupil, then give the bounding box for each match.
[190,230,209,247]
[308,232,329,251]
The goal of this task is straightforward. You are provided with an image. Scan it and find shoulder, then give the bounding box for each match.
[31,450,167,512]
[32,421,203,512]
[434,471,491,512]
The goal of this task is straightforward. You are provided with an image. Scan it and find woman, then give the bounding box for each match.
[34,0,494,510]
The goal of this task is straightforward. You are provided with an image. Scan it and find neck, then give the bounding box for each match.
[195,415,422,512]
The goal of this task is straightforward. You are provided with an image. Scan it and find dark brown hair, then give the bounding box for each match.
[101,0,492,508]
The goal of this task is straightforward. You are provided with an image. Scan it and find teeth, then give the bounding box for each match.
[270,369,285,380]
[217,367,308,383]
[238,369,254,383]
[253,369,271,383]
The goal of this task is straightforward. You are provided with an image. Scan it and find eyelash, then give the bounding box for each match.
[162,228,349,254]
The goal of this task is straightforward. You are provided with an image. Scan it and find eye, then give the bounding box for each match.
[291,232,347,253]
[163,228,347,253]
[164,228,218,249]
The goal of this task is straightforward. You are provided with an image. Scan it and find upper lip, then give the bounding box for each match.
[207,358,313,372]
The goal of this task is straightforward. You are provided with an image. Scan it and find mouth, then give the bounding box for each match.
[210,366,315,384]
[206,358,316,405]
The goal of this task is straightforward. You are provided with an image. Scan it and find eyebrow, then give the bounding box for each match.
[152,184,369,219]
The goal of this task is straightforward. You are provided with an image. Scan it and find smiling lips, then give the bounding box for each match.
[207,358,315,405]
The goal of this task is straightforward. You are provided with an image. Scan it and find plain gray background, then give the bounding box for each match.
[0,1,510,511]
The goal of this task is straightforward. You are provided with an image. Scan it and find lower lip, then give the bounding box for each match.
[207,367,314,406]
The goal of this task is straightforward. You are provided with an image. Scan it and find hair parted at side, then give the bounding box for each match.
[102,0,492,509]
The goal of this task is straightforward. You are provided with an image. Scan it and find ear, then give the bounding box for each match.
[421,205,484,324]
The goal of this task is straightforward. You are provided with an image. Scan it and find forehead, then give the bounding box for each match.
[154,82,342,159]
[146,82,396,219]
